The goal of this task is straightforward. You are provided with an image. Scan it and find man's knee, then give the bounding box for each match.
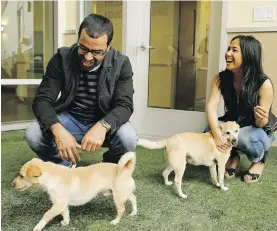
[25,121,43,151]
[114,122,138,151]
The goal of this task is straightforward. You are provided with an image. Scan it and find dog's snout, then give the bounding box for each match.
[11,180,15,187]
[232,138,237,143]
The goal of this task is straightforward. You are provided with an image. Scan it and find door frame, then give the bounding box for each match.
[123,0,229,139]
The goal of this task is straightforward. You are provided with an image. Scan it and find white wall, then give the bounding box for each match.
[64,1,77,31]
[227,0,277,146]
[228,0,277,28]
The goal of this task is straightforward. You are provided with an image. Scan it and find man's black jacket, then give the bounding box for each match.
[32,44,134,134]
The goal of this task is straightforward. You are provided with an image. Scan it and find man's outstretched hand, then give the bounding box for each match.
[51,123,81,165]
[81,121,107,152]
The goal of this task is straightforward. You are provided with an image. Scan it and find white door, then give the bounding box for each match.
[125,1,228,139]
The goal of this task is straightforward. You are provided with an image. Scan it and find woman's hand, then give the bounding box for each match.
[212,129,232,152]
[254,105,268,121]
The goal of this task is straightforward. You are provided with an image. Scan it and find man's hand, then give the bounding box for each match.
[81,122,107,152]
[50,123,81,164]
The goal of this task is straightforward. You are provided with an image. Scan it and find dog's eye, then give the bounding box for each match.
[19,174,24,178]
[235,130,238,133]
[226,131,230,135]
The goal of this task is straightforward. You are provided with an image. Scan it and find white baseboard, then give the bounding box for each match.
[138,133,167,141]
[1,121,32,132]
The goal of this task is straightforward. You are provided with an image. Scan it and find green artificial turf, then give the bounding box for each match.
[1,130,277,231]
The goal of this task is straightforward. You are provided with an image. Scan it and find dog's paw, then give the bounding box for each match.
[33,226,42,231]
[129,210,138,216]
[178,193,188,199]
[221,186,229,191]
[165,181,173,186]
[214,182,220,187]
[33,221,46,231]
[110,219,120,225]
[33,228,42,231]
[60,219,70,226]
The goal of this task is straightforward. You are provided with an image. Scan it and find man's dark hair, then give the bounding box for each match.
[78,14,113,45]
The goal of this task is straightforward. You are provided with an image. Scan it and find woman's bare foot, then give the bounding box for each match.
[243,161,265,183]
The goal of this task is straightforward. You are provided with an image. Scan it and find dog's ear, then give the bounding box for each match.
[26,165,42,177]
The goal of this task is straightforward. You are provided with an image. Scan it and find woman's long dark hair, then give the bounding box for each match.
[231,35,266,108]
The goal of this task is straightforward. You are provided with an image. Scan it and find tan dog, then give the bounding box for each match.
[11,152,137,231]
[137,121,240,198]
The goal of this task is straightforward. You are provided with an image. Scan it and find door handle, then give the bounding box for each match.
[140,43,156,51]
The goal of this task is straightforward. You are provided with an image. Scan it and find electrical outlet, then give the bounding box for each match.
[253,6,276,22]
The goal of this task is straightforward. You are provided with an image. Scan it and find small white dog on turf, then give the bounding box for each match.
[11,152,137,231]
[137,121,240,198]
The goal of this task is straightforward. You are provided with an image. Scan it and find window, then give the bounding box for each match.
[1,1,55,124]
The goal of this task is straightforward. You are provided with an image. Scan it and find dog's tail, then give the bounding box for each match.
[137,139,167,149]
[117,151,136,177]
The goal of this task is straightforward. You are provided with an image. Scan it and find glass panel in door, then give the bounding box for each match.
[84,0,123,52]
[148,1,211,112]
[1,85,38,122]
[1,1,54,79]
[1,1,54,124]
